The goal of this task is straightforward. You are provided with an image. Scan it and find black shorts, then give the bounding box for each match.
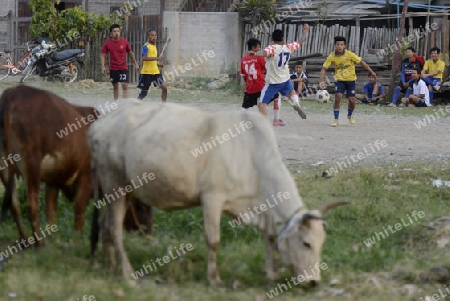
[110,70,129,84]
[137,74,165,90]
[242,92,279,109]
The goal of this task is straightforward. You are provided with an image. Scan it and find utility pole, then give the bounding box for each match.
[387,0,409,103]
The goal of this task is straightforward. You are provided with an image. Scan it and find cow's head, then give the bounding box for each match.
[277,201,349,286]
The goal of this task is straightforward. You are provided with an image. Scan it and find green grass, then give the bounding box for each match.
[1,162,450,300]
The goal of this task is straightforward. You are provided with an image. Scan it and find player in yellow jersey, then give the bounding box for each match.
[320,36,376,127]
[137,30,168,102]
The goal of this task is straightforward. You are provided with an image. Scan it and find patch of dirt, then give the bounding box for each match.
[183,102,450,168]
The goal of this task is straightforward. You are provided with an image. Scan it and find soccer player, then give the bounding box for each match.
[137,30,168,102]
[250,24,310,119]
[241,38,286,126]
[319,36,376,127]
[421,46,445,104]
[355,73,385,105]
[101,24,140,100]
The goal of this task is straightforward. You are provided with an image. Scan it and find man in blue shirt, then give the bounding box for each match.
[355,73,385,105]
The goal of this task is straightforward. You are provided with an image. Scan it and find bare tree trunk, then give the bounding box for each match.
[387,0,409,102]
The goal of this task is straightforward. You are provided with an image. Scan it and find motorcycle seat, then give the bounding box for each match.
[51,49,84,61]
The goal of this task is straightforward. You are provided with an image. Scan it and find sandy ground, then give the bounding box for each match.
[178,101,450,169]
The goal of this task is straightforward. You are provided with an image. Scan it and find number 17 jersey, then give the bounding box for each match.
[264,42,300,84]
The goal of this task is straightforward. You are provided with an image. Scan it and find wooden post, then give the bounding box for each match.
[442,15,449,82]
[356,17,360,56]
[387,0,409,104]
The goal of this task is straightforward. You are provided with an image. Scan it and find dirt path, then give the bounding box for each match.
[182,102,450,168]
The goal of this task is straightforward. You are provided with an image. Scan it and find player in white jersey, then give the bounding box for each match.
[250,24,310,119]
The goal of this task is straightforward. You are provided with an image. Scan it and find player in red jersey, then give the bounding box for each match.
[101,24,140,100]
[240,38,286,126]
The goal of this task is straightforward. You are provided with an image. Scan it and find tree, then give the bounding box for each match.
[387,0,409,102]
[233,0,277,29]
[28,0,124,49]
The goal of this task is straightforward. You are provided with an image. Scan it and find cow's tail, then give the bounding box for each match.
[89,162,100,260]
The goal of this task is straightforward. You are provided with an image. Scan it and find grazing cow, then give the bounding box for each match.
[88,101,349,286]
[0,85,152,247]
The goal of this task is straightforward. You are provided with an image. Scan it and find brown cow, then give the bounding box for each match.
[0,85,152,247]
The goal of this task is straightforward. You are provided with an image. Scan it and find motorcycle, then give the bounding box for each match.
[20,38,85,83]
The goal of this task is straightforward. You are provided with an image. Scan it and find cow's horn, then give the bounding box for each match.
[319,201,350,215]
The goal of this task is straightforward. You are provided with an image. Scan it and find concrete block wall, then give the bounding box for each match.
[0,0,16,41]
[89,0,160,17]
[0,1,13,51]
[163,11,240,80]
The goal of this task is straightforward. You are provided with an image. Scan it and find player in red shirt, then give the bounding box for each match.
[240,38,286,126]
[101,24,140,100]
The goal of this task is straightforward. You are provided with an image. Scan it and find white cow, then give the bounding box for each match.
[88,101,348,286]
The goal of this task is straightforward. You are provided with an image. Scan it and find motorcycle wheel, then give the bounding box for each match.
[19,64,37,83]
[60,61,81,83]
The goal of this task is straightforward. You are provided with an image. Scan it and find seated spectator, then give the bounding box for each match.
[290,62,308,97]
[400,67,430,108]
[355,73,385,105]
[421,46,445,104]
[388,47,424,107]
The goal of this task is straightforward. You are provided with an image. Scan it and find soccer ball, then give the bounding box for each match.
[316,90,330,103]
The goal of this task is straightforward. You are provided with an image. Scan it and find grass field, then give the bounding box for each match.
[1,79,450,301]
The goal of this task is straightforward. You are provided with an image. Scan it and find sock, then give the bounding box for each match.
[348,108,354,117]
[274,97,281,120]
[274,109,279,121]
[334,109,339,120]
[391,86,401,104]
[404,88,412,98]
[289,94,299,106]
[429,90,434,104]
[241,107,247,112]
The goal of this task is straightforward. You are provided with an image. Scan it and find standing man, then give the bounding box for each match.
[101,24,140,100]
[320,36,376,127]
[137,30,168,102]
[240,38,286,126]
[250,25,310,120]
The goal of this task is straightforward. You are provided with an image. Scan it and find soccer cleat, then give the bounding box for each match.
[348,115,355,124]
[273,119,287,126]
[293,104,307,119]
[331,119,339,127]
[387,103,396,108]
